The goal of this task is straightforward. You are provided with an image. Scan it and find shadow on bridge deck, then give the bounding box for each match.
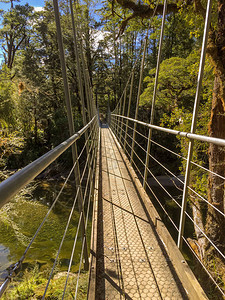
[96,127,187,299]
[89,126,207,300]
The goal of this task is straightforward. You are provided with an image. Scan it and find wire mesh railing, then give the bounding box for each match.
[0,116,99,298]
[0,0,100,297]
[110,111,225,297]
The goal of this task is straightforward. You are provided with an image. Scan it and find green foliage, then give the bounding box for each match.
[163,13,195,59]
[0,3,34,69]
[140,50,213,118]
[0,131,24,168]
[0,181,92,298]
[0,65,17,126]
[2,264,88,300]
[0,0,90,168]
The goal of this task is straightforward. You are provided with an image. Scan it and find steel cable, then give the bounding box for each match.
[42,124,98,298]
[74,150,98,300]
[62,139,98,298]
[112,114,225,147]
[116,116,225,182]
[112,117,225,258]
[184,210,225,260]
[119,128,182,212]
[112,0,160,114]
[183,237,225,297]
[114,116,225,218]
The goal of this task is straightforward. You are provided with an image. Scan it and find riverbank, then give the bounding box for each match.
[2,265,89,299]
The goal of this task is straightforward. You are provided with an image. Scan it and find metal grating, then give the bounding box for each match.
[95,127,187,299]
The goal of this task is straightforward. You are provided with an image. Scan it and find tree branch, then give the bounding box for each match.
[114,0,206,35]
[115,0,179,35]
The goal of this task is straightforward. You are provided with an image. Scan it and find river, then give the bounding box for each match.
[0,180,90,283]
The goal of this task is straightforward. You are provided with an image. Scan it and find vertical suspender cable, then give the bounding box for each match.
[69,0,94,196]
[69,0,87,126]
[52,0,89,271]
[124,70,135,151]
[86,66,95,116]
[107,93,111,125]
[74,1,93,121]
[111,0,159,119]
[119,87,127,143]
[143,0,167,189]
[130,30,149,163]
[116,88,123,136]
[177,0,213,249]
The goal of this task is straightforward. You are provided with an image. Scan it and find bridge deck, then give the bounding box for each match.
[94,126,188,299]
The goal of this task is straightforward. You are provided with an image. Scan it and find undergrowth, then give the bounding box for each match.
[2,264,88,300]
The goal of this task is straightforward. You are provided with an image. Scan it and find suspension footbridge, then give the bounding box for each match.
[89,126,206,299]
[0,0,224,298]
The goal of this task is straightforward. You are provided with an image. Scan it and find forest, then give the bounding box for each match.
[0,0,225,298]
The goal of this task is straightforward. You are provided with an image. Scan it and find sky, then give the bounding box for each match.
[0,0,45,10]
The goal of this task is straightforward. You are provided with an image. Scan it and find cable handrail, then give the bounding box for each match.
[0,116,96,209]
[112,114,225,147]
[113,116,225,218]
[114,115,224,263]
[114,118,184,191]
[111,110,225,296]
[42,123,98,298]
[117,116,225,181]
[0,117,98,298]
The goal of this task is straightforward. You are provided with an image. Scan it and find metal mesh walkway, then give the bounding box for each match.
[95,126,188,299]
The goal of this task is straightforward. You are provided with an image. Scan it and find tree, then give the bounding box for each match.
[112,0,225,290]
[141,51,214,257]
[140,55,200,112]
[0,2,34,70]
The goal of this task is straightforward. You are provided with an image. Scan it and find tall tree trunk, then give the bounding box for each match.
[206,0,225,252]
[207,73,225,249]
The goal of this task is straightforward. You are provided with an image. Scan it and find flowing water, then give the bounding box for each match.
[0,180,90,283]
